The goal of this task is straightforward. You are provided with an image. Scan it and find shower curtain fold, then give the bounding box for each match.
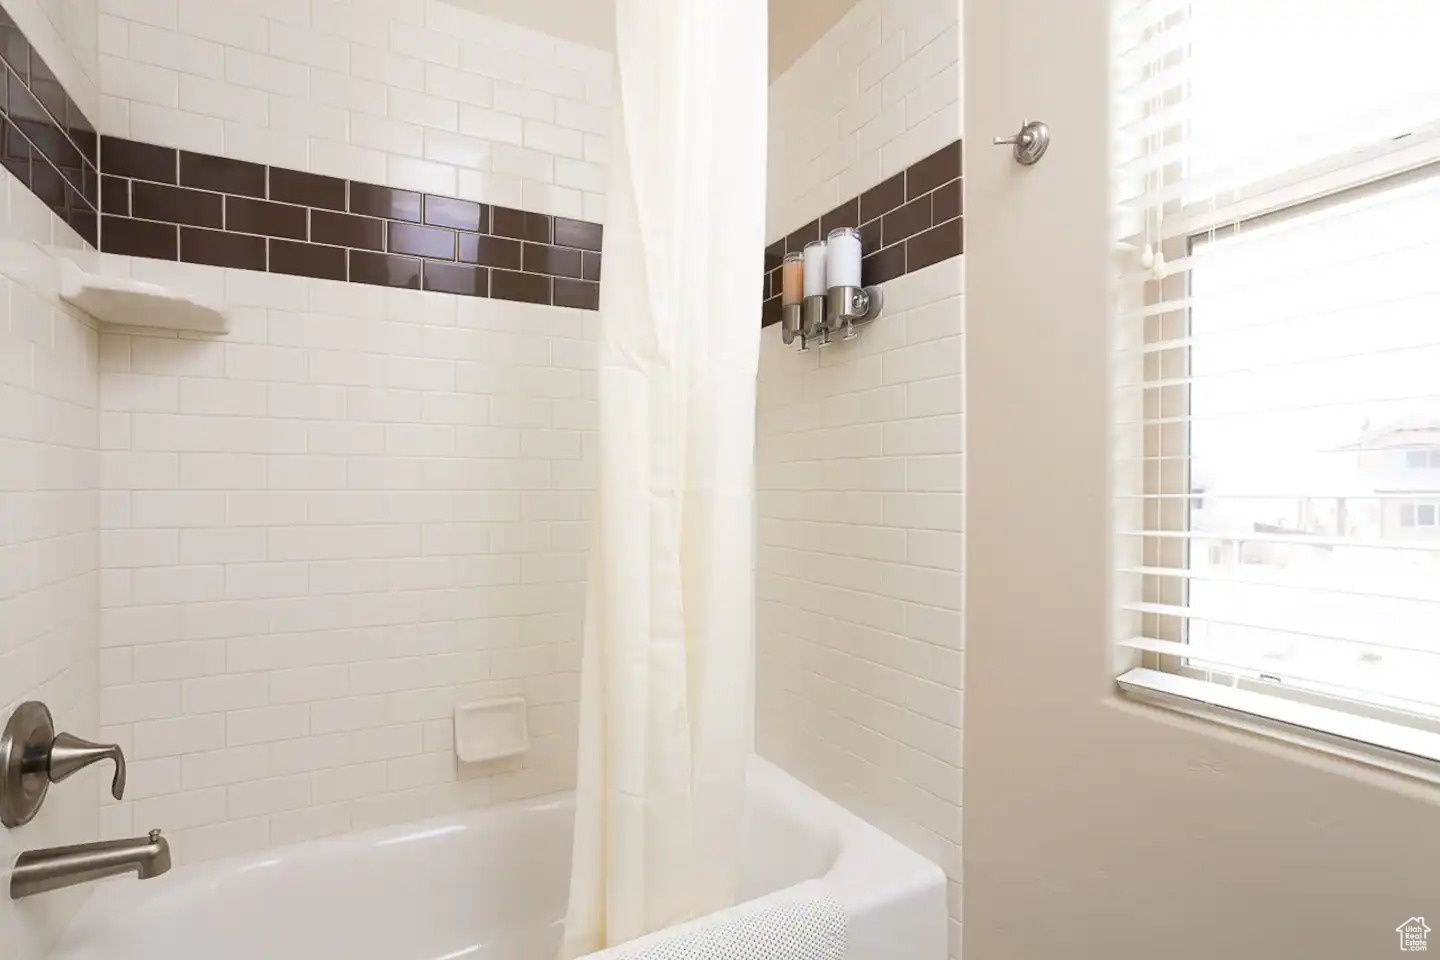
[557,1,767,956]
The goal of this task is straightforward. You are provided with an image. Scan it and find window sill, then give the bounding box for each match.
[1116,667,1440,784]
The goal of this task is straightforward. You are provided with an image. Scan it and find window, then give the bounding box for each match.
[1403,450,1440,470]
[1113,0,1440,765]
[1400,502,1440,529]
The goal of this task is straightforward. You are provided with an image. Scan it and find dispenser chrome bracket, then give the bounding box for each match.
[780,303,803,346]
[801,294,829,350]
[826,284,885,339]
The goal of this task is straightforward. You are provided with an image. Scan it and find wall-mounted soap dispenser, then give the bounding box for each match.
[802,239,828,347]
[780,228,885,351]
[825,227,883,341]
[781,251,805,348]
[777,224,887,349]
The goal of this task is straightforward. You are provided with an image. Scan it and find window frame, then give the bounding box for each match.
[1117,45,1440,776]
[1163,159,1440,674]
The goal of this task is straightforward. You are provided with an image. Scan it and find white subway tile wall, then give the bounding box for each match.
[97,0,613,221]
[96,255,596,865]
[85,6,610,864]
[2,6,964,958]
[766,0,960,242]
[0,170,102,958]
[758,1,963,957]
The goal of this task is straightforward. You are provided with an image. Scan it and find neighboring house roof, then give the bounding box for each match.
[1341,413,1440,451]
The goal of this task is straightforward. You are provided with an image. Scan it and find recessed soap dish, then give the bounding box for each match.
[454,697,529,764]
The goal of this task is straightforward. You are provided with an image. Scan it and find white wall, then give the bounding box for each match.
[964,1,1440,957]
[436,0,877,85]
[94,257,596,865]
[768,0,861,79]
[0,155,101,960]
[438,0,868,81]
[97,0,612,222]
[756,1,963,957]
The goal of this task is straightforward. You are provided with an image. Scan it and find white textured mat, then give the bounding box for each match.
[582,893,847,960]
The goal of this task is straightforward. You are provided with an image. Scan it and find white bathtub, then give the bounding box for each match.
[50,757,945,960]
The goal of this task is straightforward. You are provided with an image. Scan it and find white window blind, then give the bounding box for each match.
[1112,0,1440,761]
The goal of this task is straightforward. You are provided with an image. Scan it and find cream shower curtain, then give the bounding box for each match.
[557,1,768,956]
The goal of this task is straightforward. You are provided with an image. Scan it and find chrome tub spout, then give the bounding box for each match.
[10,829,170,899]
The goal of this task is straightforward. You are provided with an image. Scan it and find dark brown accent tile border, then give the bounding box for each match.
[270,238,346,281]
[523,242,581,278]
[554,217,601,252]
[346,182,414,223]
[0,6,98,246]
[555,278,600,311]
[352,249,422,290]
[132,181,221,229]
[461,233,521,270]
[271,167,344,211]
[389,221,455,260]
[103,214,176,260]
[310,209,379,250]
[226,195,307,240]
[424,260,487,297]
[181,151,265,198]
[96,135,605,310]
[0,2,615,312]
[181,226,265,271]
[102,136,172,183]
[424,195,483,232]
[493,207,550,244]
[100,174,128,215]
[492,269,550,305]
[761,139,963,328]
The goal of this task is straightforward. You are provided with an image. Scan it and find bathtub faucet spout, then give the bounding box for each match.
[10,829,171,899]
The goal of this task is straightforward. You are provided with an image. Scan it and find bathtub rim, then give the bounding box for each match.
[51,754,947,957]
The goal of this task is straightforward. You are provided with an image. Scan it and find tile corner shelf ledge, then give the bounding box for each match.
[59,261,230,334]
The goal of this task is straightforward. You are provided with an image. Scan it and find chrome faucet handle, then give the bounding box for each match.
[2,703,128,827]
[47,733,125,800]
